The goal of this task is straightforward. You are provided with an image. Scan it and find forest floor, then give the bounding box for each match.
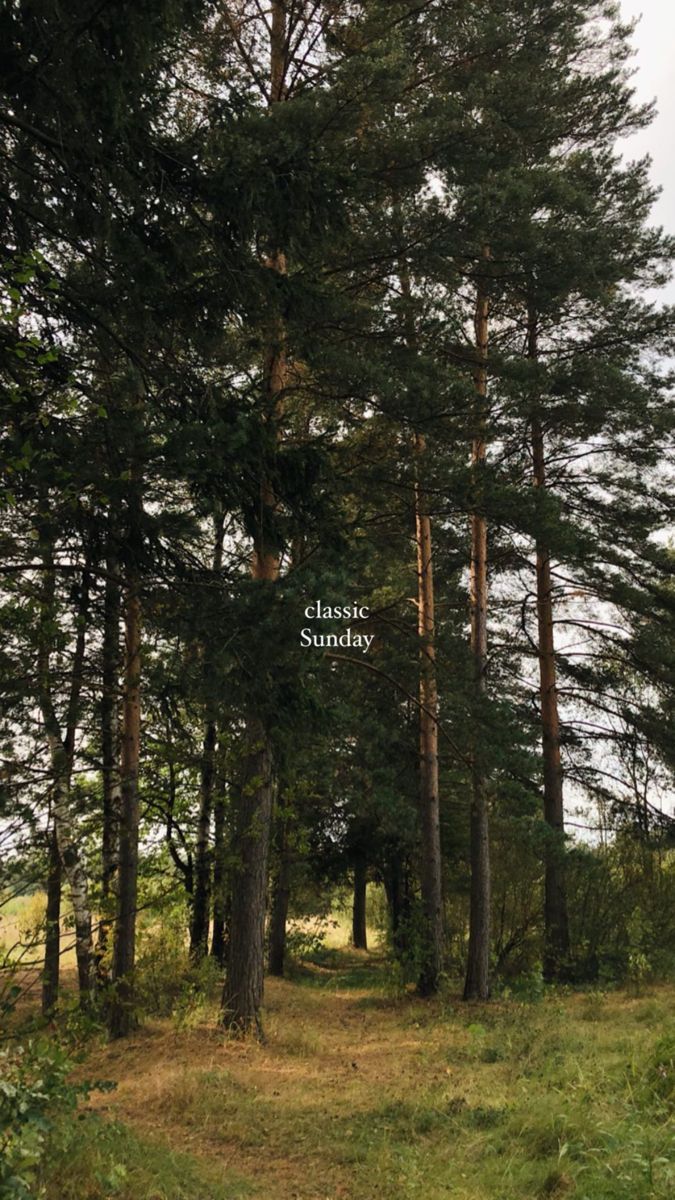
[36,947,675,1200]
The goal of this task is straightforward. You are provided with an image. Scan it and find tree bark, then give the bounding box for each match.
[269,0,286,104]
[528,309,571,982]
[96,539,121,979]
[190,512,225,960]
[221,2,287,1035]
[41,825,61,1017]
[351,860,368,951]
[384,857,406,958]
[37,537,93,1005]
[108,580,141,1039]
[464,251,491,1002]
[398,250,444,996]
[268,796,291,976]
[414,438,443,994]
[210,784,229,964]
[221,333,281,1026]
[190,721,216,959]
[222,715,275,1035]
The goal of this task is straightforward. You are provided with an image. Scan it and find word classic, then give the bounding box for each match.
[300,600,374,654]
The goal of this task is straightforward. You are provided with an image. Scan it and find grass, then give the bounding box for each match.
[46,953,674,1200]
[5,892,674,1198]
[44,1118,254,1199]
[1,888,76,971]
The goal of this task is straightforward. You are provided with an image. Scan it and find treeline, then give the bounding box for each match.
[1,0,674,1038]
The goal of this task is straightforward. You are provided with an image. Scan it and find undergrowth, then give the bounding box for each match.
[6,952,675,1199]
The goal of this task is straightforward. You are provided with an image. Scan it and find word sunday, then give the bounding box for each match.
[300,600,374,654]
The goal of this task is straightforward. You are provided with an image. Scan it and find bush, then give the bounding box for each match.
[134,899,223,1025]
[0,1039,112,1200]
[135,901,192,1017]
[285,916,338,963]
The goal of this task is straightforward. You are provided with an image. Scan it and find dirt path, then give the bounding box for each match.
[82,955,441,1198]
[62,961,675,1200]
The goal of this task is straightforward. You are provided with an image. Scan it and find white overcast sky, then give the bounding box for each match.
[619,0,675,299]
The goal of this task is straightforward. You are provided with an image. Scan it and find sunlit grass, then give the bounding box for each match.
[1,888,77,969]
[8,891,675,1199]
[56,949,675,1200]
[45,1117,254,1200]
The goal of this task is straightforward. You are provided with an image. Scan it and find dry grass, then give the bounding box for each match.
[5,892,674,1198]
[1,889,77,971]
[65,957,675,1200]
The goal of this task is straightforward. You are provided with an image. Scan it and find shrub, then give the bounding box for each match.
[0,1039,112,1200]
[285,916,337,963]
[134,902,192,1017]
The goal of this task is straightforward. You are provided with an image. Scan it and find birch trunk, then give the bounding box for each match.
[190,720,217,959]
[210,784,229,964]
[37,540,93,1005]
[268,794,291,976]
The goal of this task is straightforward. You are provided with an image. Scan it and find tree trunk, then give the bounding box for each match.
[190,719,216,960]
[41,825,61,1017]
[268,857,290,977]
[96,541,121,979]
[384,861,401,953]
[220,1,287,1035]
[221,715,275,1035]
[210,785,228,964]
[190,513,225,961]
[37,540,93,1005]
[268,797,291,976]
[108,581,141,1039]
[398,251,444,996]
[53,773,93,1000]
[414,439,443,994]
[528,309,571,982]
[385,856,412,959]
[269,0,286,104]
[464,252,491,1002]
[220,456,279,1032]
[351,860,368,951]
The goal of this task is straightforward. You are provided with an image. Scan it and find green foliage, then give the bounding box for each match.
[1,0,674,1084]
[285,916,338,964]
[135,902,192,1018]
[134,898,221,1026]
[641,1033,675,1110]
[567,841,675,985]
[43,1117,253,1200]
[0,1039,111,1200]
[171,957,222,1032]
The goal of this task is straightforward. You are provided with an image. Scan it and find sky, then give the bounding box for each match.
[619,0,675,297]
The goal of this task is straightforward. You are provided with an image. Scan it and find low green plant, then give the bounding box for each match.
[641,1032,675,1109]
[0,1039,113,1200]
[43,1117,254,1200]
[134,901,191,1017]
[171,955,222,1030]
[285,915,338,963]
